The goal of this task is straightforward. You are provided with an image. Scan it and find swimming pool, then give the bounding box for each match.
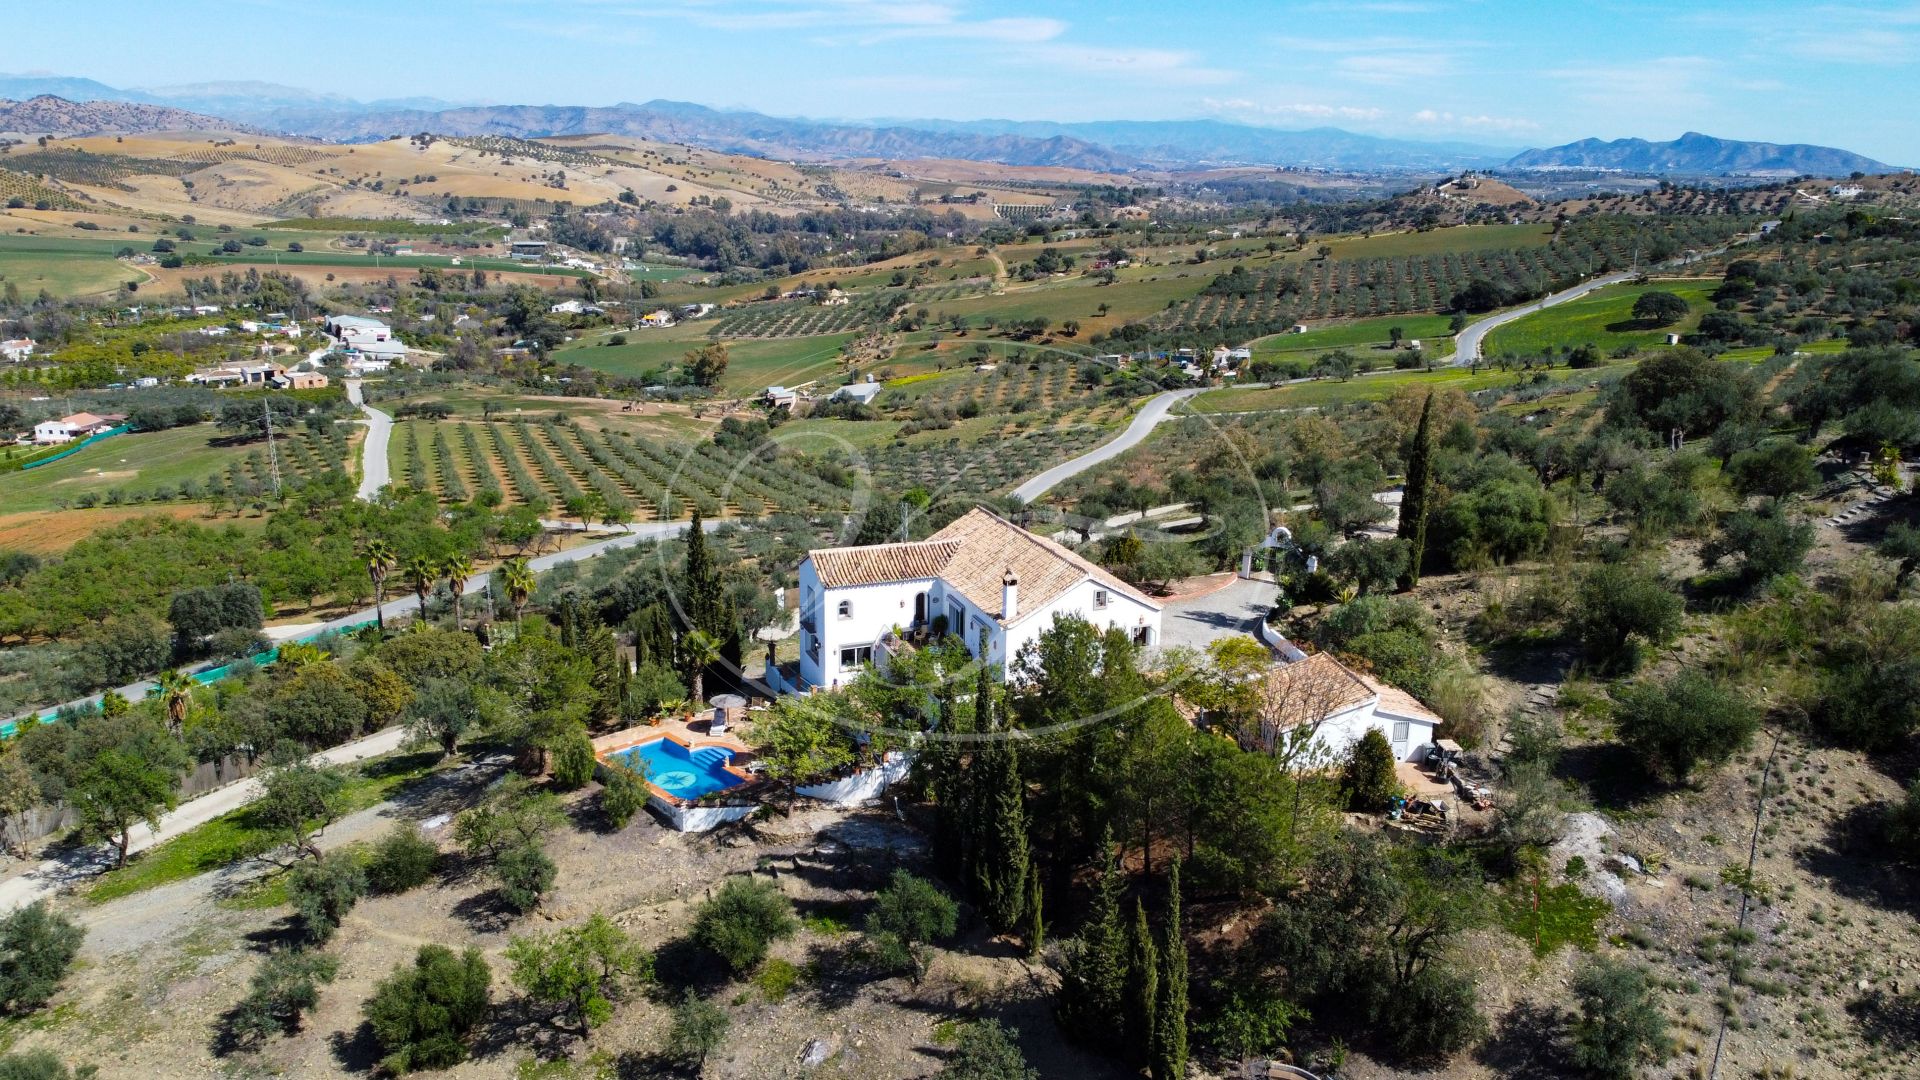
[606,736,746,801]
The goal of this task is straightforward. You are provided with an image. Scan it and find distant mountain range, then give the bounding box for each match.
[0,72,1898,177]
[1507,132,1892,176]
[0,95,246,136]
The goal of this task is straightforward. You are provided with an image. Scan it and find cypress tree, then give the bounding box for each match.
[972,739,1030,933]
[1056,830,1126,1046]
[1126,898,1159,1068]
[683,506,722,636]
[1024,862,1045,960]
[1397,392,1436,591]
[1150,859,1188,1080]
[930,680,970,883]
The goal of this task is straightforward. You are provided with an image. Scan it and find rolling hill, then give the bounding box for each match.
[1506,131,1893,177]
[0,95,248,136]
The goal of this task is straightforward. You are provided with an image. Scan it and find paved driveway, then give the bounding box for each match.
[1151,576,1276,656]
[1011,386,1205,504]
[346,378,393,501]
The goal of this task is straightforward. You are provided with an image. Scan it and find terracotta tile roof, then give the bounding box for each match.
[804,507,1160,626]
[1260,652,1377,729]
[928,508,1159,625]
[1355,670,1445,727]
[807,539,961,588]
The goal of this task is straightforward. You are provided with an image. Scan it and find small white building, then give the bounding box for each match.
[786,507,1162,692]
[831,381,885,406]
[0,338,34,363]
[32,411,125,444]
[1251,652,1443,763]
[639,310,675,328]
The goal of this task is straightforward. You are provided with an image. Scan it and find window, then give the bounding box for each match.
[1392,721,1410,743]
[836,599,852,620]
[839,645,873,668]
[1092,588,1110,610]
[947,599,964,632]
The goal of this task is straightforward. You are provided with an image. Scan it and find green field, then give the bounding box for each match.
[1322,223,1554,260]
[0,247,137,298]
[1248,314,1463,362]
[0,425,259,511]
[1484,279,1716,357]
[1187,367,1509,412]
[559,330,858,393]
[934,273,1209,327]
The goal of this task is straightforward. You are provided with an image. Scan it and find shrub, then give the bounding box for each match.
[942,1020,1039,1080]
[1384,965,1485,1062]
[1613,672,1758,783]
[288,851,366,945]
[1702,502,1814,584]
[667,990,730,1070]
[1340,730,1400,812]
[691,877,797,974]
[496,841,556,913]
[601,761,648,830]
[1885,776,1920,863]
[0,902,83,1014]
[0,1050,85,1080]
[550,729,596,790]
[363,945,491,1075]
[506,914,649,1033]
[366,824,440,895]
[1568,958,1670,1079]
[864,870,958,983]
[222,949,340,1049]
[1570,564,1682,673]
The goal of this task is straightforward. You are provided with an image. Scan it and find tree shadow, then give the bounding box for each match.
[328,1019,384,1073]
[648,936,732,1000]
[474,995,577,1063]
[1796,801,1920,919]
[241,914,306,954]
[1848,988,1920,1050]
[1473,1000,1569,1080]
[449,888,518,935]
[614,1049,697,1079]
[1554,742,1665,810]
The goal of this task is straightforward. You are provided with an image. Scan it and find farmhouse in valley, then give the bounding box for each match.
[32,411,126,444]
[779,507,1162,692]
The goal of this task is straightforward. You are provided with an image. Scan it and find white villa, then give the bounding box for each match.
[1252,652,1444,763]
[780,508,1162,692]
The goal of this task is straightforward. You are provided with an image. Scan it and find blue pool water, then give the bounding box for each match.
[609,738,744,799]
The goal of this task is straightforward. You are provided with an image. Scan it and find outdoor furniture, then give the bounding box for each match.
[710,693,747,736]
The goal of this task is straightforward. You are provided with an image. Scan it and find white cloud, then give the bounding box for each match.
[1204,97,1388,123]
[1409,109,1539,134]
[1020,43,1236,86]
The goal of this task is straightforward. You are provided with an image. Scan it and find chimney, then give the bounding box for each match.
[1002,568,1019,622]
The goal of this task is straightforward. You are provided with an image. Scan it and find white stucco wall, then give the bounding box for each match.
[1310,699,1437,763]
[649,794,758,832]
[796,751,913,805]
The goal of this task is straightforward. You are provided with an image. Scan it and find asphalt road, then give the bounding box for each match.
[1450,271,1636,365]
[1010,386,1206,504]
[346,378,392,501]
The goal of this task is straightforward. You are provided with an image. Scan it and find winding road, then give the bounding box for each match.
[1011,386,1206,504]
[1450,271,1636,365]
[345,378,392,500]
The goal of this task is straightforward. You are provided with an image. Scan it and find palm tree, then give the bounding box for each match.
[444,554,475,629]
[502,557,535,630]
[403,554,438,622]
[150,669,194,738]
[680,629,723,708]
[363,539,394,635]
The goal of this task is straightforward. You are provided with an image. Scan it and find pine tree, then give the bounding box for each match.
[1396,391,1436,591]
[1025,862,1045,960]
[1150,859,1188,1080]
[1126,899,1160,1067]
[1056,831,1126,1046]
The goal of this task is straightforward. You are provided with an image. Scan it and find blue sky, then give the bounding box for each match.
[16,0,1920,162]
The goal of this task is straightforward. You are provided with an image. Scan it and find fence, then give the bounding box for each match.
[1,751,268,853]
[15,425,130,471]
